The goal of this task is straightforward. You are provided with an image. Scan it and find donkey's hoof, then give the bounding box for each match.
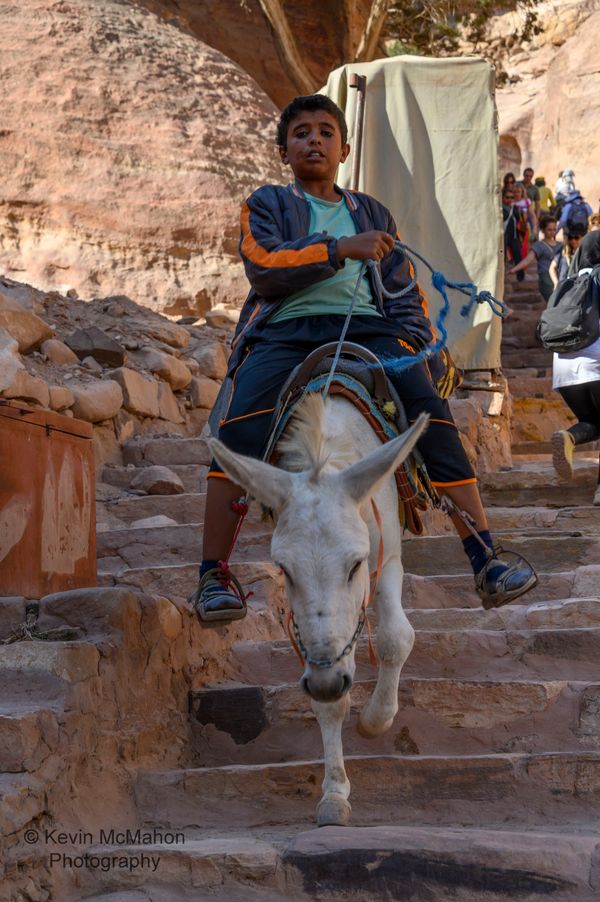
[317,795,352,827]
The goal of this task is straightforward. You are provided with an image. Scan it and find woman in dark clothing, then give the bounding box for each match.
[551,231,600,501]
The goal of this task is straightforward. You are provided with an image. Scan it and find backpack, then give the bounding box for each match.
[566,198,589,233]
[537,266,600,353]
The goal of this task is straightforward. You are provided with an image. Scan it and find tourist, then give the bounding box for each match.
[189,94,537,621]
[513,182,536,258]
[551,231,600,502]
[535,176,555,214]
[522,167,541,220]
[557,189,593,238]
[549,230,582,285]
[503,172,516,193]
[502,187,524,281]
[508,215,562,301]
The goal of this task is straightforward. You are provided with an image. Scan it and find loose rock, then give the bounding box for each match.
[136,347,192,390]
[109,367,160,418]
[158,382,185,424]
[48,385,75,412]
[40,338,79,365]
[71,380,124,423]
[189,343,228,381]
[0,294,53,353]
[129,465,185,496]
[0,327,25,392]
[190,375,221,409]
[2,371,50,407]
[65,326,126,367]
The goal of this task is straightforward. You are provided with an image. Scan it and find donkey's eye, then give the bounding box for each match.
[348,560,363,582]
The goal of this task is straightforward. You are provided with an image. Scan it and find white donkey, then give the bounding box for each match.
[210,394,429,827]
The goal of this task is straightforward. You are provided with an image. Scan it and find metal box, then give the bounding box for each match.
[0,401,96,598]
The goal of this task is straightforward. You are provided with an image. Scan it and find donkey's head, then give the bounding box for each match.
[209,411,428,703]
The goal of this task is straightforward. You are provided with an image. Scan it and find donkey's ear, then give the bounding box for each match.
[335,413,429,504]
[208,439,294,513]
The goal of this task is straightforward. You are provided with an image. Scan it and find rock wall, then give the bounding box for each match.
[0,0,286,316]
[0,274,237,472]
[495,0,600,206]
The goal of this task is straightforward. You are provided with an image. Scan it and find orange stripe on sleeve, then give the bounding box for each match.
[431,478,478,488]
[240,204,329,269]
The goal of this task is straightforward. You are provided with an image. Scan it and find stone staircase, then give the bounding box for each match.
[4,273,600,900]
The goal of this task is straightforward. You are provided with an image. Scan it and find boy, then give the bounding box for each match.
[192,94,536,622]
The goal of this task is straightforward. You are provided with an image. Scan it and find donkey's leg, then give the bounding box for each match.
[311,693,352,826]
[358,556,414,737]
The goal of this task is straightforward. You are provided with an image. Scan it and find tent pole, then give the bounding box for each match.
[349,73,367,191]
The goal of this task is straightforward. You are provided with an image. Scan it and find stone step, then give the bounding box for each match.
[232,624,600,685]
[57,825,600,902]
[102,463,208,494]
[122,436,211,467]
[480,459,595,507]
[0,641,100,684]
[190,676,600,766]
[0,772,46,837]
[504,367,552,381]
[102,559,600,610]
[510,397,576,445]
[0,703,60,773]
[508,376,552,398]
[96,523,271,572]
[513,441,600,457]
[96,520,600,576]
[135,751,600,831]
[502,347,552,369]
[485,504,600,532]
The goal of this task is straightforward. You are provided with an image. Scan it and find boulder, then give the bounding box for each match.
[0,1,286,317]
[190,375,221,410]
[129,465,185,496]
[65,326,125,367]
[82,356,103,374]
[130,515,179,528]
[158,382,185,424]
[70,380,123,423]
[40,338,79,365]
[48,385,75,411]
[189,343,228,381]
[0,328,25,392]
[136,347,192,390]
[109,367,160,418]
[0,293,53,353]
[2,371,50,407]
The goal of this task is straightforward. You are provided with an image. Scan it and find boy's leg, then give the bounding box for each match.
[192,339,307,623]
[361,333,537,607]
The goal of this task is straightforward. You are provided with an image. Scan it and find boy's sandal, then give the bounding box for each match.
[475,548,538,610]
[189,566,249,623]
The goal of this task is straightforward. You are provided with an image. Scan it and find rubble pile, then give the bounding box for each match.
[0,276,239,469]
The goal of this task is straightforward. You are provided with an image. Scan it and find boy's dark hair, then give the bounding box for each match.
[276,94,348,148]
[539,213,556,230]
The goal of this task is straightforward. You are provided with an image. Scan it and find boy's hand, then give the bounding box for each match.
[337,231,394,263]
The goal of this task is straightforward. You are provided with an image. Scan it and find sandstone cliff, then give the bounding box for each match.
[495,0,600,206]
[0,0,286,316]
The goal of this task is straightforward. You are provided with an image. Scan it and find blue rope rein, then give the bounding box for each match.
[322,239,508,395]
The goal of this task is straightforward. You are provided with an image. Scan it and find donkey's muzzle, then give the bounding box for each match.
[301,669,352,702]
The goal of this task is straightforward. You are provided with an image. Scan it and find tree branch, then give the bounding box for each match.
[257,0,319,95]
[355,0,392,61]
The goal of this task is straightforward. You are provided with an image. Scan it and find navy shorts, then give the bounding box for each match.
[210,316,475,488]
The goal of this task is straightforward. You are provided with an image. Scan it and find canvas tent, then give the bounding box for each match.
[323,56,503,370]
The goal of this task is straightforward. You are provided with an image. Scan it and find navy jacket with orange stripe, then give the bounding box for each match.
[228,182,433,374]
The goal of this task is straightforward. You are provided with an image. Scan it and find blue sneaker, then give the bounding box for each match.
[475,549,538,610]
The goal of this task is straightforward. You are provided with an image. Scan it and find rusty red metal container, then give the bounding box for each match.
[0,401,96,598]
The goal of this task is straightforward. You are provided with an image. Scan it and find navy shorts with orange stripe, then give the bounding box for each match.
[210,315,475,487]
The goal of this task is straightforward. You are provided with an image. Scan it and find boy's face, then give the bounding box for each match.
[279,110,350,184]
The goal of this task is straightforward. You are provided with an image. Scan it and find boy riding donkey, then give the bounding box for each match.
[191,94,537,621]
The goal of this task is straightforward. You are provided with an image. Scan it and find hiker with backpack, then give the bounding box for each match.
[550,230,583,286]
[508,215,562,301]
[545,231,600,499]
[557,189,593,238]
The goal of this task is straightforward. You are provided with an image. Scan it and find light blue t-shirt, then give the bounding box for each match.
[270,192,380,322]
